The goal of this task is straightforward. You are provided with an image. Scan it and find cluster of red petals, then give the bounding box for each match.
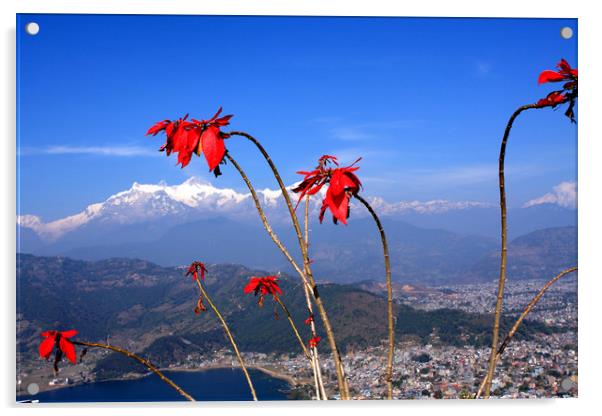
[146,108,232,175]
[244,276,283,306]
[38,330,78,365]
[293,155,362,225]
[308,336,321,348]
[186,261,208,281]
[304,314,314,326]
[538,59,578,85]
[536,59,578,121]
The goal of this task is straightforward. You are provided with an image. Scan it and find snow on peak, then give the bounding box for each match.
[17,176,493,241]
[364,196,493,214]
[523,181,577,209]
[17,203,103,240]
[17,177,277,240]
[115,177,247,208]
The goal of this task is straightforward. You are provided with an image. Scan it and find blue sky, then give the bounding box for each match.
[17,14,577,221]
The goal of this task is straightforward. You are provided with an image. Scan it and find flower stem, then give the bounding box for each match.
[354,194,394,400]
[228,131,350,399]
[224,153,305,279]
[304,195,328,400]
[274,296,310,360]
[72,341,195,401]
[194,278,257,401]
[483,103,541,398]
[226,153,325,398]
[475,266,577,398]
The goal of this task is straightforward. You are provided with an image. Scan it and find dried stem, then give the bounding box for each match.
[73,341,195,401]
[225,153,323,397]
[224,153,306,281]
[227,132,350,399]
[304,194,328,400]
[354,194,394,400]
[194,278,257,401]
[483,103,539,398]
[274,296,310,359]
[475,266,577,398]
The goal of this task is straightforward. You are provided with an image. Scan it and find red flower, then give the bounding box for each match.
[39,330,78,365]
[536,59,578,122]
[244,276,283,306]
[190,107,233,176]
[304,314,314,326]
[186,261,208,281]
[538,59,578,85]
[308,336,321,348]
[293,155,362,225]
[146,115,197,167]
[292,155,340,208]
[146,108,232,175]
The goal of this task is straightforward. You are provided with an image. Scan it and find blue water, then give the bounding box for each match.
[17,368,291,402]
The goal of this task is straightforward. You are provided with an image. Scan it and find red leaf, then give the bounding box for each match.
[146,120,170,136]
[59,337,77,364]
[244,278,260,294]
[60,330,78,339]
[538,70,565,84]
[200,125,226,172]
[536,91,567,107]
[39,334,56,360]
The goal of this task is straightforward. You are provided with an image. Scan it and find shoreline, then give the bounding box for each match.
[157,364,300,387]
[17,364,303,398]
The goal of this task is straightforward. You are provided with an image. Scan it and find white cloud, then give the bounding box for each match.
[19,145,159,157]
[523,181,577,209]
[475,60,492,77]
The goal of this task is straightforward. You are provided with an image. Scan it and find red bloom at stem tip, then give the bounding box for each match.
[536,59,578,122]
[146,108,233,175]
[308,336,321,348]
[186,261,208,281]
[244,276,283,306]
[39,330,78,365]
[292,155,362,225]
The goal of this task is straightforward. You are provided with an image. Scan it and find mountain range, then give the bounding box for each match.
[17,177,577,285]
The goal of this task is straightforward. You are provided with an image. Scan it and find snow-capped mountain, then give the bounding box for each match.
[17,176,556,243]
[17,178,286,241]
[16,177,577,284]
[367,197,492,215]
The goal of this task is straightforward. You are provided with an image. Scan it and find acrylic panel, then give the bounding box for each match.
[16,14,578,402]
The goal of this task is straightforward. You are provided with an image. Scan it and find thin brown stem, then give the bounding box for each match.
[274,296,310,360]
[73,341,195,401]
[226,152,325,398]
[195,279,257,401]
[476,266,577,398]
[483,103,539,398]
[354,194,394,400]
[224,153,306,282]
[304,195,328,400]
[228,131,350,399]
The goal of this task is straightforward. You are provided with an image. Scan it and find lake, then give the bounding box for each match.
[17,368,291,402]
